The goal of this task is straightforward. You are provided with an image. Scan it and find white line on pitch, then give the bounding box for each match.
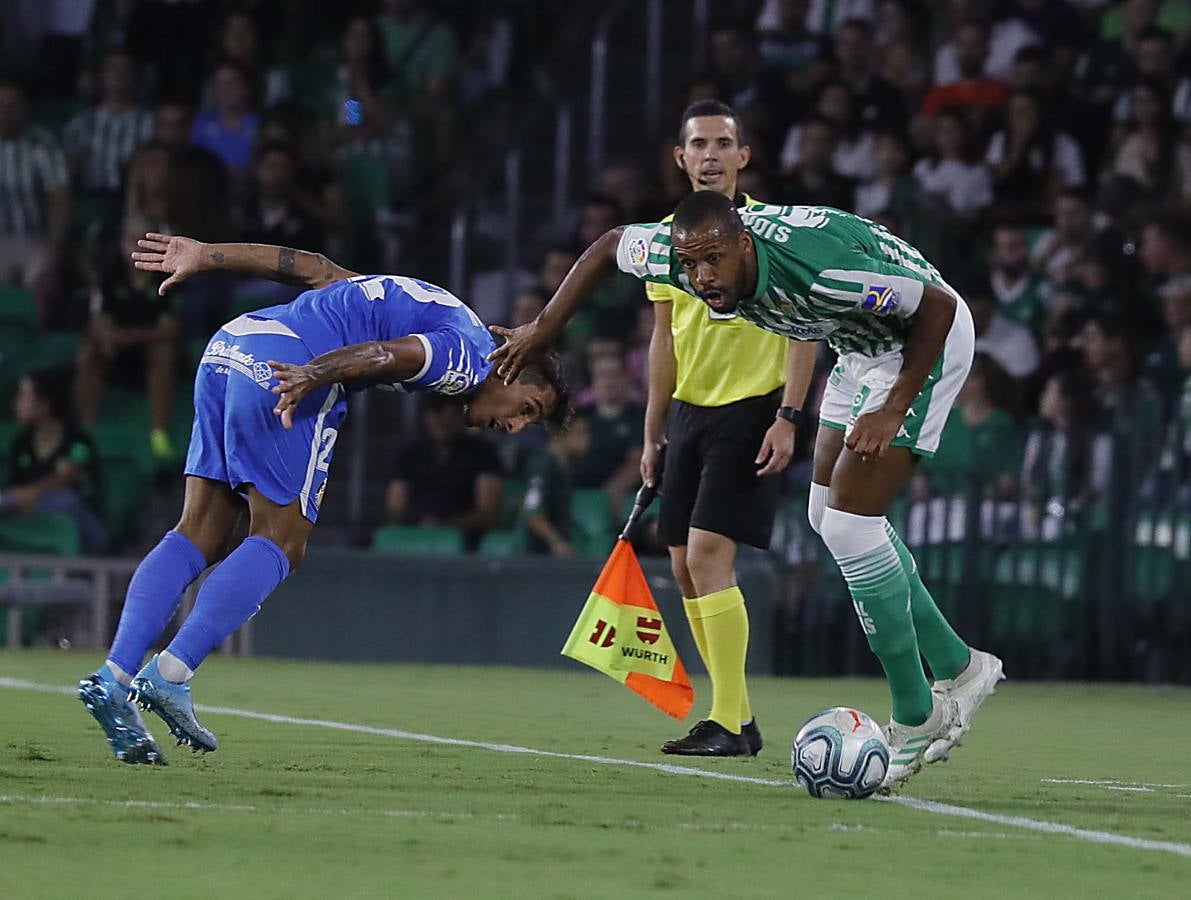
[4,676,1191,860]
[1042,779,1187,789]
[0,793,1024,841]
[0,793,511,821]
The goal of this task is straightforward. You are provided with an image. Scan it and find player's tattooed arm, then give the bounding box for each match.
[488,227,622,383]
[202,243,359,288]
[131,233,359,295]
[267,338,426,428]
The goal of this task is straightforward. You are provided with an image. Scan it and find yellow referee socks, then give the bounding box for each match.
[692,586,752,734]
[682,596,710,668]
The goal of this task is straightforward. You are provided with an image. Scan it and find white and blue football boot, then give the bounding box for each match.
[79,664,167,765]
[129,655,218,754]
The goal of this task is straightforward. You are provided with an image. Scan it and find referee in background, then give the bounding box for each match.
[642,101,816,756]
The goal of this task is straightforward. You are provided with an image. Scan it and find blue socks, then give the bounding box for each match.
[108,531,208,676]
[165,536,290,672]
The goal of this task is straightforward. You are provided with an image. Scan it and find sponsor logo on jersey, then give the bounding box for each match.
[628,237,648,267]
[202,340,274,387]
[861,284,900,315]
[772,318,837,340]
[204,340,255,368]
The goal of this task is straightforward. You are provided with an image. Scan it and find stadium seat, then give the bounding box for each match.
[339,157,392,216]
[91,420,155,476]
[24,330,81,372]
[0,285,37,325]
[372,525,463,555]
[0,512,81,555]
[1131,511,1191,610]
[571,488,614,557]
[478,528,525,557]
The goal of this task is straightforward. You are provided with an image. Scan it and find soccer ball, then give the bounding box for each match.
[791,707,890,800]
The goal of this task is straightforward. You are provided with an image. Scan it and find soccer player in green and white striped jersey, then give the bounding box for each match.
[491,194,1005,790]
[0,79,71,321]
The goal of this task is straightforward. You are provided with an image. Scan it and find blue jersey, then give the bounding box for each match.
[252,274,495,396]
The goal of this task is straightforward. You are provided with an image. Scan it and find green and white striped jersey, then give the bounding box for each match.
[615,204,948,358]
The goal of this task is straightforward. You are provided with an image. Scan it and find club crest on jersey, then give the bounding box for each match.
[429,370,474,396]
[862,284,900,315]
[252,361,274,385]
[628,237,648,267]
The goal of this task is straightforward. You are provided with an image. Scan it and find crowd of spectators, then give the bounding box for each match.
[1,0,1190,559]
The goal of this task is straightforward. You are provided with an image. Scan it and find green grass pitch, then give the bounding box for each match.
[1,650,1189,898]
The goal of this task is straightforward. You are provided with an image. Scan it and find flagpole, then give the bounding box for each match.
[619,446,664,541]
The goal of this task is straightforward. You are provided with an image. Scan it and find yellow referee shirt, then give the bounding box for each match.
[645,196,788,407]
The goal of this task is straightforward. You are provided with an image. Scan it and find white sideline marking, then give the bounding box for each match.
[5,676,1191,859]
[1043,778,1187,789]
[0,794,1022,841]
[0,793,510,821]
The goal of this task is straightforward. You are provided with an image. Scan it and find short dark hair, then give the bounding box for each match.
[672,190,744,237]
[838,17,874,38]
[521,352,572,433]
[1145,211,1191,248]
[1056,186,1091,205]
[256,140,295,165]
[1137,25,1174,45]
[678,100,746,146]
[25,368,72,421]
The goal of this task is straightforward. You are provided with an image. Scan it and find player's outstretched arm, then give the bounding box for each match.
[847,283,957,459]
[268,337,426,429]
[132,233,359,296]
[488,227,623,384]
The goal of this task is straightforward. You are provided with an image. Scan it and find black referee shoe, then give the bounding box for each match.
[660,720,750,756]
[742,719,763,756]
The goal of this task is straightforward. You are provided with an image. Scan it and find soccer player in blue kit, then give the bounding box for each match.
[78,234,570,764]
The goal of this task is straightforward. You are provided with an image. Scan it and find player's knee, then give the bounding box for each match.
[685,545,734,595]
[669,555,695,599]
[818,507,886,560]
[275,536,306,571]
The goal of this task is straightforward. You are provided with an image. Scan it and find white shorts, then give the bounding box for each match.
[818,297,974,457]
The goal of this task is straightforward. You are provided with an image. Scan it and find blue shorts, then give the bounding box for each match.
[184,315,347,523]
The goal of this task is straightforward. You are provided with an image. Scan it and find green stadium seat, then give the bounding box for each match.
[0,512,81,555]
[1131,511,1191,610]
[24,330,81,371]
[372,525,463,555]
[0,285,37,325]
[338,157,391,216]
[478,528,525,557]
[98,462,152,546]
[91,420,155,476]
[572,488,614,557]
[993,543,1085,598]
[498,478,526,530]
[31,98,84,135]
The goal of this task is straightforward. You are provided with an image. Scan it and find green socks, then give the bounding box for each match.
[884,522,970,681]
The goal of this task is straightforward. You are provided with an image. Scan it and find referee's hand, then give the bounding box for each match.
[755,418,796,477]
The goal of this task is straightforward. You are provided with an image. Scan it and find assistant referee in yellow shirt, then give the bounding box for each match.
[642,101,816,756]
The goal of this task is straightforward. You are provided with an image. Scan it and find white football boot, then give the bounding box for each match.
[880,690,959,792]
[927,648,1005,761]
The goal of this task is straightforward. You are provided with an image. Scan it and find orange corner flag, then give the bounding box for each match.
[561,539,694,720]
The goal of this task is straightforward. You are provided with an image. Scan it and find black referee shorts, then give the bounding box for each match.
[658,389,782,550]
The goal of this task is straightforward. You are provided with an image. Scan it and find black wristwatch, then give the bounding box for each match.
[775,406,805,426]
